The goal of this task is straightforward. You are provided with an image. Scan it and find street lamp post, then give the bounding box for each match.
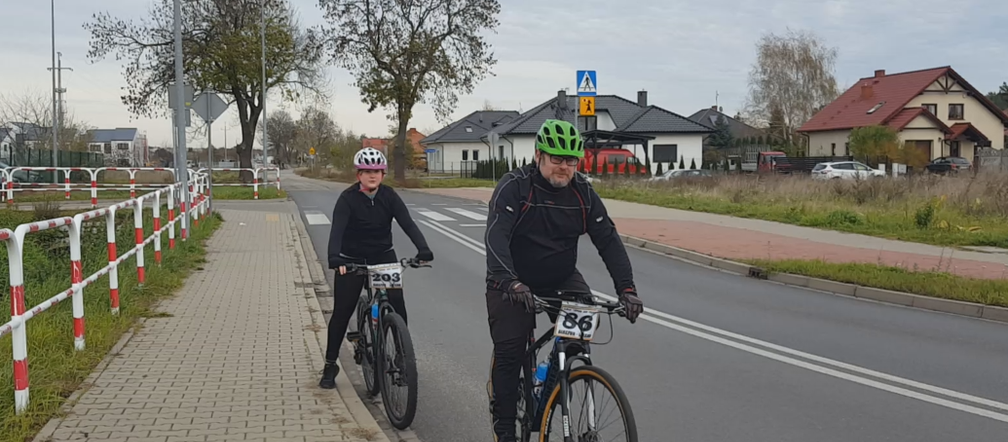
[50,0,57,183]
[261,0,268,168]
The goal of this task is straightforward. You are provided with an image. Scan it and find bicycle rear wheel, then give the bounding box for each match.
[538,365,637,442]
[380,311,418,429]
[355,297,380,396]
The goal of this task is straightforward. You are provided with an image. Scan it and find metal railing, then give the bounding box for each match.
[1,171,211,414]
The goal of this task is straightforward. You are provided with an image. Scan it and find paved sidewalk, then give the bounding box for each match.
[413,187,1008,280]
[34,206,388,442]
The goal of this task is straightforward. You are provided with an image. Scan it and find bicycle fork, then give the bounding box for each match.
[556,342,598,441]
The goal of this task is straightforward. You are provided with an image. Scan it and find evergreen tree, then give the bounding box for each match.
[656,161,664,176]
[678,155,685,170]
[690,158,697,169]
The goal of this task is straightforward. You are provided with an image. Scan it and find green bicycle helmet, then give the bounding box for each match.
[535,119,585,158]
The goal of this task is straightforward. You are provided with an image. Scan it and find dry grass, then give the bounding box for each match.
[594,172,1008,248]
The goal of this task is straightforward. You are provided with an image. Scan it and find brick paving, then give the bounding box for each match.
[413,187,1008,280]
[34,208,386,442]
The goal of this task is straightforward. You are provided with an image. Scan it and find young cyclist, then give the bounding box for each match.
[319,147,434,389]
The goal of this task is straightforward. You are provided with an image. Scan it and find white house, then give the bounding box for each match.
[424,90,713,175]
[420,110,520,173]
[0,128,12,162]
[87,128,148,166]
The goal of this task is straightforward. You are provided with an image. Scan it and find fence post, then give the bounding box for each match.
[63,169,70,200]
[6,227,29,413]
[134,196,146,286]
[69,215,85,350]
[106,207,121,315]
[168,185,176,250]
[129,169,137,199]
[154,191,162,265]
[90,169,98,208]
[253,169,259,200]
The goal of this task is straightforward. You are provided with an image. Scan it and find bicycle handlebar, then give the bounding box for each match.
[341,257,432,275]
[532,291,627,318]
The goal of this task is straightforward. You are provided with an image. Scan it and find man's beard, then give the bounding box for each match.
[546,174,571,188]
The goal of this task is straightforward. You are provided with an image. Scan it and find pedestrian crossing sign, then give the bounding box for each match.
[576,70,597,96]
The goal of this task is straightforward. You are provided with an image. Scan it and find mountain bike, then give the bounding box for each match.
[515,290,638,442]
[344,257,430,430]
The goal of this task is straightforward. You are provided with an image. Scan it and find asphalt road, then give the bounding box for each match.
[284,175,1008,442]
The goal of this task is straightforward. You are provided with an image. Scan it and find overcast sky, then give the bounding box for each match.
[1,0,1005,150]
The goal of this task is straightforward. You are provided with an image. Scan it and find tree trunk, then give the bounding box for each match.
[393,109,410,184]
[237,108,260,183]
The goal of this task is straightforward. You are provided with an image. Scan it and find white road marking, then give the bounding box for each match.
[304,212,330,225]
[445,207,487,221]
[433,203,447,206]
[415,208,455,222]
[459,224,485,227]
[416,218,1008,422]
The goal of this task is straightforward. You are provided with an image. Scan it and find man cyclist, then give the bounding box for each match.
[483,119,645,441]
[320,147,434,389]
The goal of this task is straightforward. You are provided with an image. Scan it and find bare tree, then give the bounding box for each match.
[83,0,326,180]
[265,109,298,166]
[0,89,95,154]
[482,99,499,110]
[317,0,501,182]
[743,29,840,147]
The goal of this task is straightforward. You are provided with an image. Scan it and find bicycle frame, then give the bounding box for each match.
[520,291,623,440]
[346,258,429,390]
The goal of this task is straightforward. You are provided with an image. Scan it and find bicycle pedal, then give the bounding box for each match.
[346,331,362,342]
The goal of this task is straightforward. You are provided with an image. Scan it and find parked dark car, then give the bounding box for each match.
[0,160,44,183]
[925,156,972,174]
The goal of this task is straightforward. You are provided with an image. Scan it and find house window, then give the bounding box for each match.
[950,141,961,157]
[844,142,849,156]
[831,143,836,156]
[473,150,479,161]
[116,142,129,151]
[922,103,937,115]
[652,144,678,163]
[465,126,473,133]
[498,145,505,160]
[104,143,112,154]
[579,116,597,132]
[948,104,964,120]
[462,150,469,161]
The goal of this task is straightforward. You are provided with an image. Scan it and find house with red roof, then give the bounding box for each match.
[797,66,1008,162]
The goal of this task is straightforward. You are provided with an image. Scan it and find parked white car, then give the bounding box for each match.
[811,161,886,180]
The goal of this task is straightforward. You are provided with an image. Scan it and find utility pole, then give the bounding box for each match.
[172,0,190,237]
[260,0,268,168]
[53,52,73,137]
[49,0,57,183]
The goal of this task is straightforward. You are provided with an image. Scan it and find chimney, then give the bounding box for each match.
[557,89,567,108]
[860,82,873,100]
[874,69,885,78]
[638,90,648,107]
[711,105,718,111]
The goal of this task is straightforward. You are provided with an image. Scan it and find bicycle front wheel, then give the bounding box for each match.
[538,365,638,442]
[356,298,380,396]
[380,311,418,430]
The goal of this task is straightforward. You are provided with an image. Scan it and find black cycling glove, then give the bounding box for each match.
[504,281,535,313]
[619,289,643,323]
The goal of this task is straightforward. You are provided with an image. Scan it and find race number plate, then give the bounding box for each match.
[554,301,602,341]
[367,263,404,290]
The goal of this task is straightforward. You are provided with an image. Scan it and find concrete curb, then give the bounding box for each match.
[619,233,1008,324]
[403,187,1008,325]
[287,201,393,442]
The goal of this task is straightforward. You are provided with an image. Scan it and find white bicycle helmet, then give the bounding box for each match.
[354,147,387,170]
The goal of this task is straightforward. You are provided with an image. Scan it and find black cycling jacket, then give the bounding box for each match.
[327,182,432,269]
[484,163,635,295]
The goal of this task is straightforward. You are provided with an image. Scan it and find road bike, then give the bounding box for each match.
[345,257,430,430]
[514,290,638,442]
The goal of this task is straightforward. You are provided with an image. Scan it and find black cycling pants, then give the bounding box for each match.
[325,249,406,364]
[485,270,590,439]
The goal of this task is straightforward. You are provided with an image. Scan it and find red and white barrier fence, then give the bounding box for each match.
[1,171,210,414]
[2,166,278,206]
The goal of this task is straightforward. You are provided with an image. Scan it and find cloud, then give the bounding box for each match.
[0,0,1004,150]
